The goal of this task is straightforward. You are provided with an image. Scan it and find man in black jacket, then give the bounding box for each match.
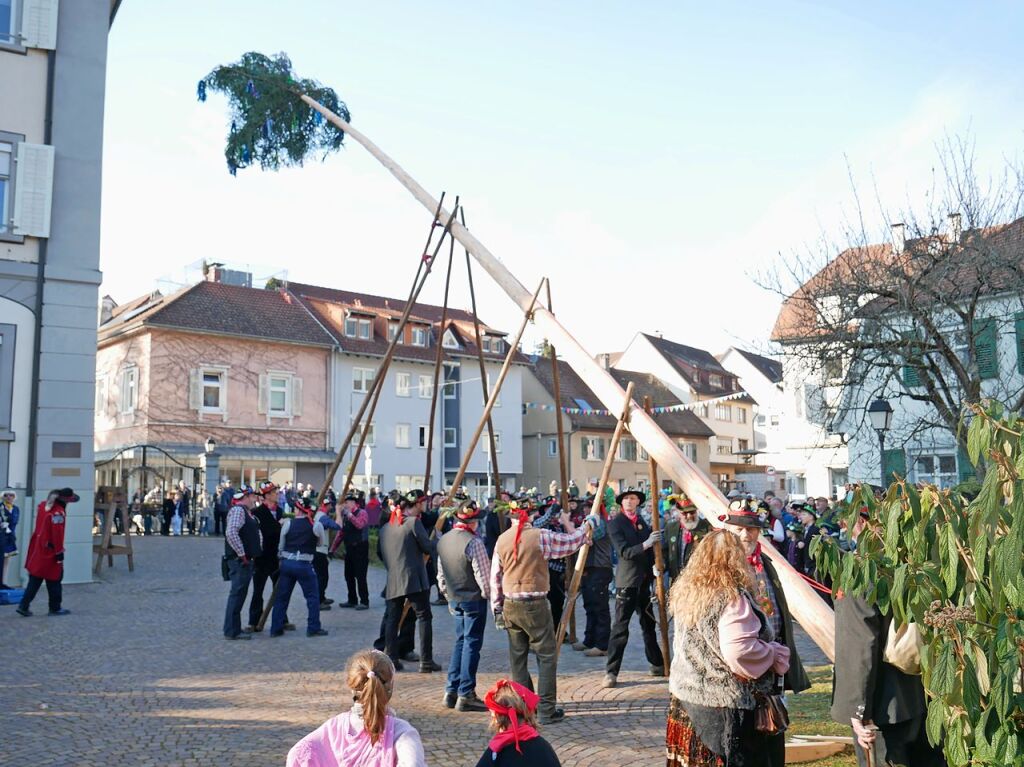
[831,511,944,767]
[662,494,711,581]
[603,489,664,688]
[246,481,293,632]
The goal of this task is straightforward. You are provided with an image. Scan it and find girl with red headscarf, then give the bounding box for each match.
[475,679,562,767]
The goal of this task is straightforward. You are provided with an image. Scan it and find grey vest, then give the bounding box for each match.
[437,529,483,603]
[669,591,776,710]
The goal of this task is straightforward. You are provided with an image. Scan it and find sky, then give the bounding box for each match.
[99,1,1024,358]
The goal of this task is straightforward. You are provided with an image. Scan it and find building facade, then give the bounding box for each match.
[1,1,120,584]
[613,333,758,491]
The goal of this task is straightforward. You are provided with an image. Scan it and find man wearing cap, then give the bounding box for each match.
[17,488,78,616]
[313,495,343,610]
[603,489,664,688]
[1,489,20,589]
[490,500,597,724]
[269,498,331,638]
[572,494,614,657]
[722,499,810,762]
[437,497,490,712]
[222,487,263,640]
[663,494,711,581]
[380,489,439,672]
[483,489,513,559]
[339,489,371,610]
[246,481,293,633]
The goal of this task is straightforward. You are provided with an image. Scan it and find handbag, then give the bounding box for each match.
[753,692,790,735]
[883,621,923,675]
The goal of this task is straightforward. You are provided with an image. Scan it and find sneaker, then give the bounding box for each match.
[224,633,252,640]
[399,651,420,663]
[456,693,489,712]
[571,641,588,652]
[354,604,369,611]
[307,629,329,637]
[584,647,607,657]
[442,691,457,709]
[649,665,665,676]
[48,608,71,616]
[540,708,566,724]
[419,660,442,673]
[243,625,258,633]
[283,623,297,631]
[602,673,617,689]
[16,606,31,617]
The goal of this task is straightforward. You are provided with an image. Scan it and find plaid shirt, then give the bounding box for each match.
[436,522,491,603]
[490,524,587,613]
[225,504,263,559]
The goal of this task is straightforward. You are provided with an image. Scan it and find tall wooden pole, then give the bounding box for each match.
[303,95,836,660]
[644,396,671,676]
[423,234,456,493]
[554,382,635,661]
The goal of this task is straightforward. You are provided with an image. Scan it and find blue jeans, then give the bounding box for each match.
[223,558,254,638]
[445,599,487,697]
[272,559,321,635]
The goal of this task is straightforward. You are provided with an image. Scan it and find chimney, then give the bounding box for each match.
[99,295,117,325]
[948,212,962,243]
[891,222,906,254]
[597,353,611,370]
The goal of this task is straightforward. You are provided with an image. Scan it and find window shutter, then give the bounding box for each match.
[188,368,201,410]
[882,448,907,484]
[12,143,55,237]
[974,318,998,380]
[257,374,268,414]
[900,331,921,388]
[292,377,303,416]
[1015,313,1024,375]
[21,0,59,50]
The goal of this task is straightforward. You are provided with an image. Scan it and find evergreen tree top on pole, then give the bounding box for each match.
[198,51,349,176]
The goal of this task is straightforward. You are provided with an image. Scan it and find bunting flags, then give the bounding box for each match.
[523,389,750,416]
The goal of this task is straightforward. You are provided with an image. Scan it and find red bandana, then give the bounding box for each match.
[510,509,530,562]
[746,542,764,574]
[484,679,541,754]
[389,506,403,526]
[683,530,694,545]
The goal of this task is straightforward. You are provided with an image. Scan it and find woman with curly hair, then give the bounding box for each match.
[287,649,426,767]
[665,527,791,767]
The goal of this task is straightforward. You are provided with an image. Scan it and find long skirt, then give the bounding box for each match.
[666,695,781,767]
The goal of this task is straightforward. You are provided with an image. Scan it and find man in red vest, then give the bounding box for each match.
[17,487,79,616]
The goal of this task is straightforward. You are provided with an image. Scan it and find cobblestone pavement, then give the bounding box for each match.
[2,536,829,766]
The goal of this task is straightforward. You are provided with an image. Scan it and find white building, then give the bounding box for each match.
[1,1,122,584]
[290,283,524,502]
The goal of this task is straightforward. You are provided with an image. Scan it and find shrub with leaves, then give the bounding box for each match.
[198,51,349,175]
[814,401,1024,766]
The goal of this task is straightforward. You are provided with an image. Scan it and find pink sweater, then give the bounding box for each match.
[717,597,791,679]
[286,709,426,767]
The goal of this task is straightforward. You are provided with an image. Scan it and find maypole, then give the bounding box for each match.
[199,52,835,660]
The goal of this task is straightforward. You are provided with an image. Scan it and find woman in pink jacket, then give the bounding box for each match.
[665,529,791,767]
[287,649,426,767]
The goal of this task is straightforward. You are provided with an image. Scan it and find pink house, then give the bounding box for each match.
[95,279,336,496]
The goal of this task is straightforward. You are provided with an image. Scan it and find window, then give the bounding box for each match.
[618,438,638,462]
[395,372,411,397]
[203,371,226,411]
[481,431,502,453]
[914,454,957,489]
[353,367,375,393]
[443,427,457,447]
[395,475,426,491]
[485,372,501,407]
[418,425,429,448]
[395,424,410,448]
[755,414,766,426]
[482,335,503,354]
[95,377,107,413]
[442,329,459,349]
[119,366,138,414]
[639,445,649,461]
[547,438,558,457]
[677,440,698,462]
[709,373,724,388]
[411,325,429,347]
[824,357,844,383]
[351,421,375,446]
[581,437,606,461]
[345,315,372,339]
[387,321,403,344]
[697,403,709,418]
[737,439,749,452]
[268,375,290,415]
[0,0,17,45]
[443,380,456,399]
[715,404,732,421]
[770,415,780,427]
[418,375,433,398]
[716,440,733,455]
[737,408,747,424]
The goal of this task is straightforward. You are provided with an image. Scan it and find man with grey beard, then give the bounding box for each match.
[663,495,711,581]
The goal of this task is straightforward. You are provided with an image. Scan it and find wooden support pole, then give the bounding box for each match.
[442,279,545,506]
[423,235,456,493]
[554,382,635,661]
[645,396,672,676]
[303,95,836,660]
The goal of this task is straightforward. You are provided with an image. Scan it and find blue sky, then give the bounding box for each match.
[100,1,1024,355]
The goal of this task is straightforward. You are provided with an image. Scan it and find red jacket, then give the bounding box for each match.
[25,500,67,580]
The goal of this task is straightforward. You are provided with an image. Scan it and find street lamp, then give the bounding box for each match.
[205,437,217,454]
[868,398,894,488]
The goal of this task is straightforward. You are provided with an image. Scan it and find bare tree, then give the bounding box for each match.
[764,137,1024,478]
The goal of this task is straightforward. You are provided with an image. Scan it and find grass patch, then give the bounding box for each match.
[787,665,856,766]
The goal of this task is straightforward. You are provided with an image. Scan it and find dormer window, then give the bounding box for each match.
[410,325,429,347]
[482,335,504,354]
[709,373,724,388]
[387,320,403,344]
[442,329,460,349]
[344,312,373,340]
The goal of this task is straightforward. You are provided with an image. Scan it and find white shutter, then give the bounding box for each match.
[220,369,229,422]
[188,369,201,410]
[12,143,55,237]
[292,377,303,416]
[257,374,268,415]
[21,0,59,50]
